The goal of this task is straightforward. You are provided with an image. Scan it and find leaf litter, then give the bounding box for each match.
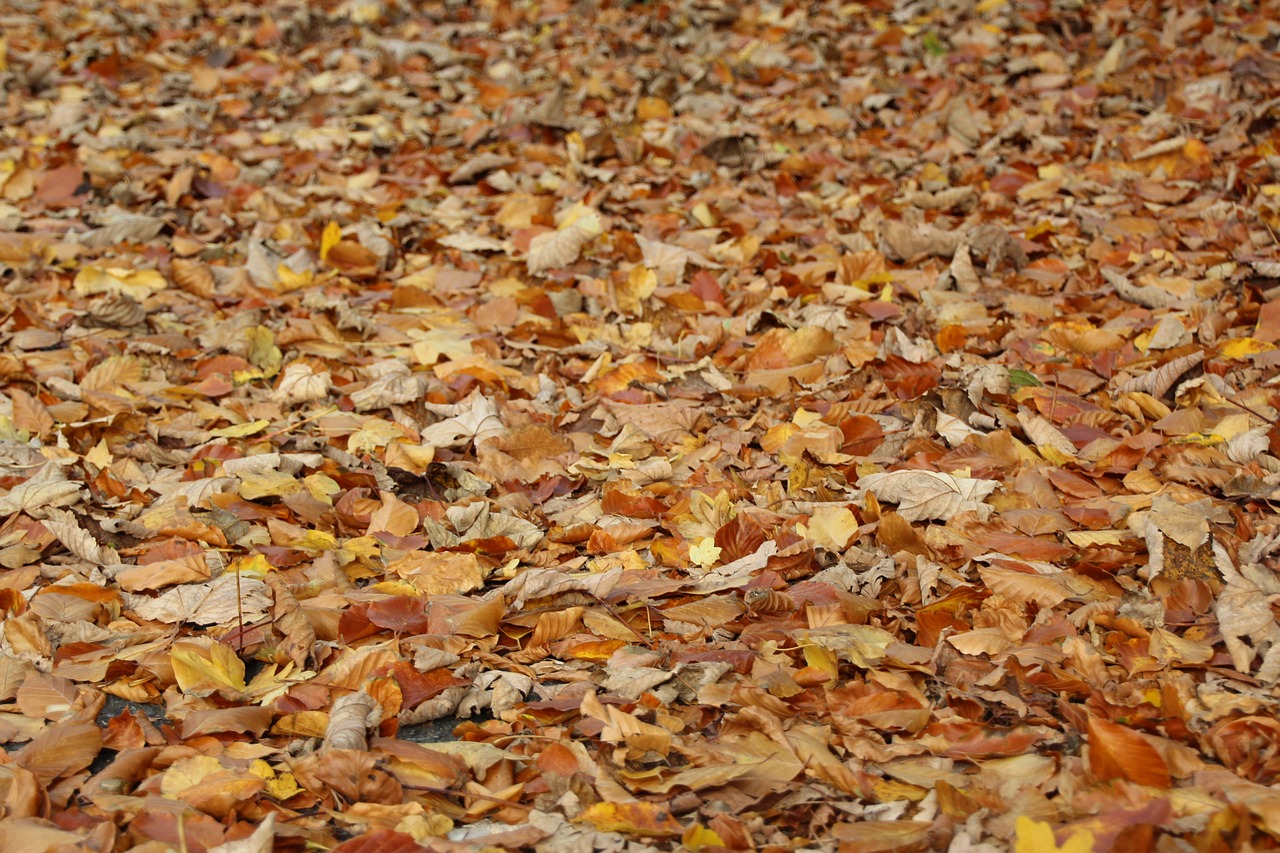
[0,0,1279,850]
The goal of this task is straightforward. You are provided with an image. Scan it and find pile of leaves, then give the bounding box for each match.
[1,0,1279,849]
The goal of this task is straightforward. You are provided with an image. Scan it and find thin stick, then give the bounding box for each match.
[418,784,534,811]
[235,567,244,654]
[261,405,340,443]
[1224,394,1278,426]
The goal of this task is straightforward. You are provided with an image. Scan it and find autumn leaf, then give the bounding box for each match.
[1086,715,1172,788]
[3,0,1279,849]
[1014,817,1095,853]
[576,801,684,837]
[171,639,247,698]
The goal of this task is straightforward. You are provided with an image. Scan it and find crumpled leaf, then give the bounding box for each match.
[123,573,270,627]
[0,464,84,517]
[324,691,381,752]
[856,470,999,521]
[421,393,504,448]
[526,202,602,274]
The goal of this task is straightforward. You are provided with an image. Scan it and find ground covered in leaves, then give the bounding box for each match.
[0,0,1279,850]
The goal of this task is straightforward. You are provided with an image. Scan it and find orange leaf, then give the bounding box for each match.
[1087,715,1171,788]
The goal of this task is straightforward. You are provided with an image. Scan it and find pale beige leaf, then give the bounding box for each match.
[123,574,270,627]
[161,755,225,796]
[0,655,34,702]
[1216,574,1280,680]
[1149,628,1214,666]
[323,691,381,752]
[0,817,85,852]
[420,392,503,448]
[0,464,84,517]
[947,628,1014,657]
[801,624,895,669]
[350,365,428,412]
[978,564,1072,608]
[857,470,998,522]
[273,362,332,404]
[526,224,591,275]
[1115,350,1203,398]
[1017,410,1077,459]
[40,508,118,565]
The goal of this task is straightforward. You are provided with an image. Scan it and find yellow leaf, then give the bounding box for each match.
[1221,337,1275,360]
[802,643,839,682]
[161,755,225,796]
[275,263,313,291]
[320,221,342,262]
[171,640,246,697]
[409,327,474,366]
[1014,816,1096,853]
[1171,432,1223,446]
[304,474,341,502]
[682,825,725,851]
[1039,445,1075,466]
[617,265,657,314]
[237,469,301,498]
[370,580,421,596]
[689,537,722,569]
[246,326,282,376]
[250,758,303,800]
[807,505,859,550]
[348,418,405,455]
[73,266,168,300]
[398,814,453,841]
[209,419,271,438]
[792,408,822,427]
[556,201,603,236]
[293,529,338,552]
[229,554,275,577]
[760,422,798,453]
[1213,413,1251,440]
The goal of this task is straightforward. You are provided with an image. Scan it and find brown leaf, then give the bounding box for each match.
[14,720,101,784]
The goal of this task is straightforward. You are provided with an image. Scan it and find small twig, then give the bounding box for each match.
[261,405,340,443]
[235,565,244,654]
[418,784,534,811]
[1225,394,1278,426]
[593,597,654,648]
